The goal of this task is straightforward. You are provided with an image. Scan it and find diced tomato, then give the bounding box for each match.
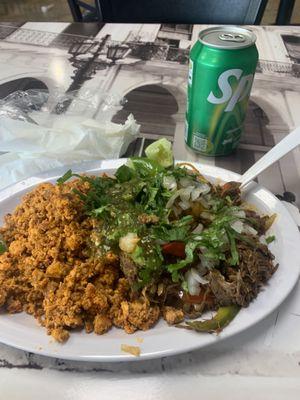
[162,241,186,258]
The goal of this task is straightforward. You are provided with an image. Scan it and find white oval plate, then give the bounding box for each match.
[0,159,299,362]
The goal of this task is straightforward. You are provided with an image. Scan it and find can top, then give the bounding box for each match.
[198,26,256,50]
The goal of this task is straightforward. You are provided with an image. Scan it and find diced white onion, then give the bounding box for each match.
[163,175,177,191]
[200,211,214,220]
[198,183,211,195]
[191,187,203,201]
[178,200,190,210]
[166,183,210,209]
[166,191,181,208]
[232,210,246,218]
[190,183,210,201]
[180,186,194,202]
[192,223,203,234]
[179,177,194,188]
[230,219,244,234]
[185,269,200,295]
[191,187,202,201]
[166,188,192,209]
[188,285,200,296]
[243,224,258,236]
[190,267,209,285]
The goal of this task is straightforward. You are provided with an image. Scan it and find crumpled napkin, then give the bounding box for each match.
[0,113,140,190]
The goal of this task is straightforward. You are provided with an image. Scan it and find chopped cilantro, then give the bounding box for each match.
[55,141,266,289]
[226,228,239,266]
[151,216,193,242]
[266,235,276,244]
[56,169,73,185]
[115,165,134,183]
[0,239,6,255]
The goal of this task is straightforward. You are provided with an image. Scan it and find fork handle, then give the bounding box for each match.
[240,126,300,188]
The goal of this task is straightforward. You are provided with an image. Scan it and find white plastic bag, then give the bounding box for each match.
[0,89,140,189]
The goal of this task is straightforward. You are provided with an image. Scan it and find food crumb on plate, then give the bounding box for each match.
[136,337,144,344]
[121,344,141,356]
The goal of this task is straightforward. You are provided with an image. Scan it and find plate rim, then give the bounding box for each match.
[0,159,299,362]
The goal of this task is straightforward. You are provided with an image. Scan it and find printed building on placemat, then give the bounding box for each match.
[0,22,299,206]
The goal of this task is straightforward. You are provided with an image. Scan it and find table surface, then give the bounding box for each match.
[0,22,300,400]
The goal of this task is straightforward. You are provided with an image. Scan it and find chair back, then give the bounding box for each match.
[98,0,268,24]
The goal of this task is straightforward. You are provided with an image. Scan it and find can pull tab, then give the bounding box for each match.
[219,33,245,43]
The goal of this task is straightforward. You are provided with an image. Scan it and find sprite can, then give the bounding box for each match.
[185,26,258,156]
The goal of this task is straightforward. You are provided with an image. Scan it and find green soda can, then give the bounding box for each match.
[185,26,258,156]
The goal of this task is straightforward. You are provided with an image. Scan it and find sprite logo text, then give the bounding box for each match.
[207,69,254,112]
